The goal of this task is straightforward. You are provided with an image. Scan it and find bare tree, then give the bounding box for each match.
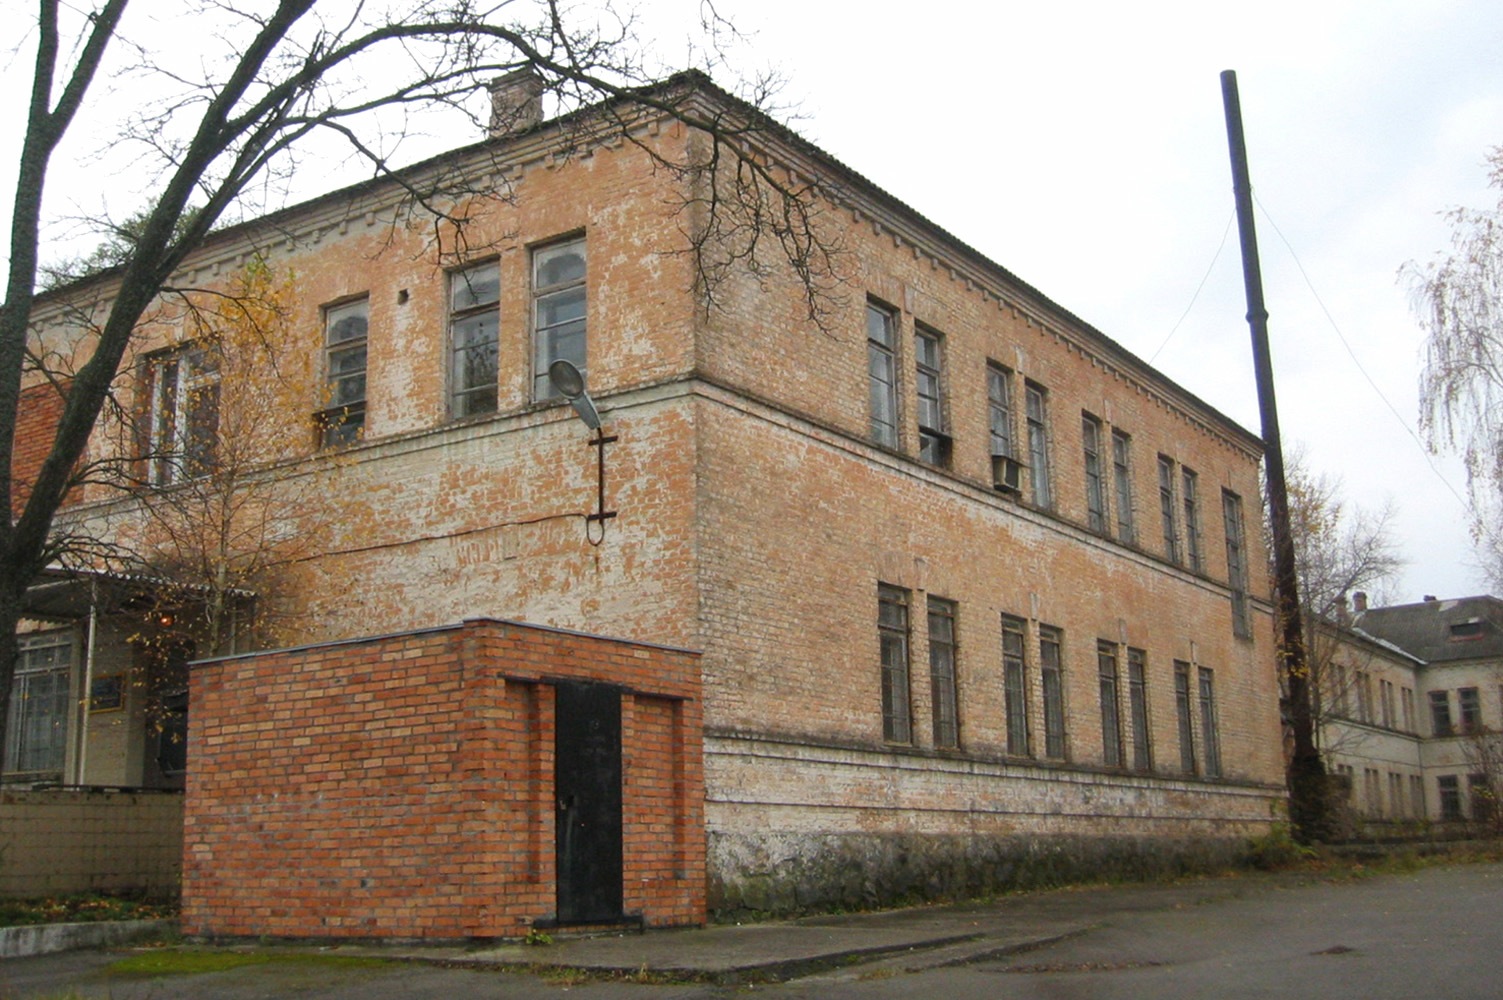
[1272,451,1403,830]
[1407,146,1503,588]
[0,1,840,762]
[1461,725,1503,836]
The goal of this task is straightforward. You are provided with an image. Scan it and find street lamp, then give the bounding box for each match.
[547,360,617,542]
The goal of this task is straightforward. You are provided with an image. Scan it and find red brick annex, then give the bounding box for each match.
[183,620,703,938]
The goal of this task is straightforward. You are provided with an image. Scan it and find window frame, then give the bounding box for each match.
[4,631,73,779]
[1082,414,1107,534]
[914,324,950,466]
[1097,640,1123,767]
[1459,686,1482,733]
[986,362,1014,460]
[318,296,370,447]
[928,596,959,749]
[1025,381,1052,508]
[1127,647,1151,772]
[879,584,913,744]
[1158,456,1179,563]
[448,258,501,419]
[1430,689,1454,737]
[531,236,587,402]
[1222,490,1251,638]
[1039,624,1066,759]
[1112,429,1134,544]
[1181,467,1202,571]
[145,344,220,485]
[866,301,899,449]
[1001,614,1030,756]
[1175,660,1196,775]
[1439,774,1463,821]
[1197,666,1222,777]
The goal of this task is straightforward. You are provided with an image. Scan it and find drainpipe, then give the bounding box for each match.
[75,577,99,785]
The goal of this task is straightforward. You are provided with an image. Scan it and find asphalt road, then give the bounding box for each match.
[5,862,1500,999]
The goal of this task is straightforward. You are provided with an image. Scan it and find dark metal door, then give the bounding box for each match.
[554,681,624,924]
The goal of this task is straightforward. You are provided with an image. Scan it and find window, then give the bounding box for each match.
[928,597,958,748]
[1082,415,1107,533]
[1001,615,1030,756]
[1332,662,1350,717]
[878,585,912,744]
[532,237,587,401]
[449,260,500,418]
[1158,457,1179,562]
[1438,774,1463,821]
[1430,690,1453,736]
[1459,686,1482,732]
[1401,686,1415,732]
[867,303,899,448]
[4,632,72,778]
[319,297,369,446]
[1364,768,1382,817]
[1097,641,1123,766]
[1388,772,1404,819]
[145,345,220,484]
[1410,774,1426,819]
[1181,467,1202,571]
[1355,671,1372,724]
[1112,430,1134,543]
[1039,624,1066,758]
[915,327,949,466]
[986,363,1014,459]
[1222,490,1250,638]
[1379,679,1395,729]
[1127,648,1151,772]
[1025,382,1051,507]
[1198,667,1222,777]
[1472,775,1494,824]
[1175,660,1196,774]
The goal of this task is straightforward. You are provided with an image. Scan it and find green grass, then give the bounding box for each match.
[105,949,391,978]
[0,893,176,927]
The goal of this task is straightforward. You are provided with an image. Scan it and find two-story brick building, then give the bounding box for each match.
[15,71,1284,936]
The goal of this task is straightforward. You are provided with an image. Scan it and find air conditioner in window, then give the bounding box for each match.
[992,454,1023,494]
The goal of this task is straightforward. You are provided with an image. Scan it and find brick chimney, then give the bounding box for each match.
[488,68,544,138]
[1353,591,1368,613]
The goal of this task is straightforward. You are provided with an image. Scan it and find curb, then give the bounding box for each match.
[0,919,173,960]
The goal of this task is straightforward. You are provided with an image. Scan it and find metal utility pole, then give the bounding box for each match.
[1220,70,1328,842]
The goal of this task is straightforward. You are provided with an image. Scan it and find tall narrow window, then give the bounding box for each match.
[146,345,220,484]
[915,326,949,466]
[879,585,912,744]
[1401,686,1416,732]
[1459,686,1482,732]
[3,632,72,779]
[1158,456,1179,562]
[987,363,1014,459]
[1026,382,1051,507]
[1181,468,1202,571]
[928,597,958,748]
[532,237,587,400]
[1222,490,1250,638]
[1127,648,1151,772]
[320,297,369,446]
[1198,667,1222,777]
[1001,615,1030,756]
[1438,774,1462,820]
[1040,624,1066,758]
[867,303,899,448]
[1410,774,1425,819]
[1175,660,1196,774]
[1112,430,1134,543]
[1097,641,1123,766]
[1082,415,1107,533]
[449,260,500,418]
[1430,690,1453,736]
[1379,680,1396,729]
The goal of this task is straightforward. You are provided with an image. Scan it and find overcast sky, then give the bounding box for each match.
[629,0,1502,605]
[6,1,1502,606]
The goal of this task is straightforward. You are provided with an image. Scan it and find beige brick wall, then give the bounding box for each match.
[0,790,182,897]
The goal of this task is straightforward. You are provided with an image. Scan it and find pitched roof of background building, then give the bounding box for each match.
[1354,595,1503,664]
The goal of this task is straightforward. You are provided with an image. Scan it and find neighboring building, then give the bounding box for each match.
[1337,594,1503,828]
[17,72,1286,936]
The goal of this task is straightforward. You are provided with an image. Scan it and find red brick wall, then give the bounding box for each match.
[182,618,703,939]
[10,380,70,518]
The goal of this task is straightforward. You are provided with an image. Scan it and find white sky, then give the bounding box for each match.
[6,0,1502,605]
